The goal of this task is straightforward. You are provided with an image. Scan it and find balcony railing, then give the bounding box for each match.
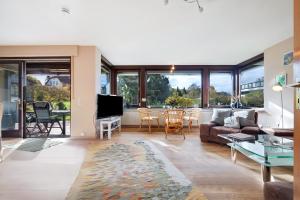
[240,80,264,92]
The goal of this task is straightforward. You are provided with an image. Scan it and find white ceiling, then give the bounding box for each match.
[0,0,293,65]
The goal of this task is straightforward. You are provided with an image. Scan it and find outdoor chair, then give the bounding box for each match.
[163,109,186,139]
[33,101,63,136]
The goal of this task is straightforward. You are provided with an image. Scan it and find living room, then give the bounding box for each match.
[0,0,299,200]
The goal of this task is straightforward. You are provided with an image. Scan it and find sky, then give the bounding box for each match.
[167,74,201,90]
[240,66,264,84]
[28,74,48,85]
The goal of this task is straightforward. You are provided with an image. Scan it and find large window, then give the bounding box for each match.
[146,71,202,107]
[117,72,139,108]
[240,61,264,108]
[101,67,110,95]
[209,72,233,107]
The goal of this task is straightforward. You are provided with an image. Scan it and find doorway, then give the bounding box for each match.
[0,58,71,138]
[24,60,71,138]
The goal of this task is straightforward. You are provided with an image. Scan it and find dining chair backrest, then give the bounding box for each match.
[137,108,151,119]
[33,101,52,120]
[164,109,185,124]
[188,108,201,119]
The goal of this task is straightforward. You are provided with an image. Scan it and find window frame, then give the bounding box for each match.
[111,65,239,109]
[208,70,235,108]
[238,59,264,108]
[145,70,203,108]
[100,66,111,95]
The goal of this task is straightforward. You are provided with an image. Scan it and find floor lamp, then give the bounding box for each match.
[272,83,284,128]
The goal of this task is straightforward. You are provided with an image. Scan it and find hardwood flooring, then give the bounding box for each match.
[0,130,293,200]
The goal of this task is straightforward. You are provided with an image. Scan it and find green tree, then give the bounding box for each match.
[26,76,71,110]
[117,75,139,108]
[146,74,171,106]
[209,86,231,106]
[176,87,183,96]
[241,90,264,107]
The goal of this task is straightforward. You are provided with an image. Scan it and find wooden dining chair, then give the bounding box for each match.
[163,109,186,139]
[137,108,159,133]
[184,108,201,132]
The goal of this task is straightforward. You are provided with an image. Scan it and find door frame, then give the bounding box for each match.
[0,60,25,138]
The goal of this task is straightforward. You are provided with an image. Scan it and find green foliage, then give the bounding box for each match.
[241,90,264,107]
[56,101,67,110]
[165,95,194,108]
[26,76,71,110]
[146,74,171,107]
[117,75,139,107]
[209,86,231,106]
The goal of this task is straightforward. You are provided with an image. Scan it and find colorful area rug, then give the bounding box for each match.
[67,140,206,200]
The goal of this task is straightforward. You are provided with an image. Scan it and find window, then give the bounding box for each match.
[101,67,111,95]
[240,61,264,108]
[117,72,139,108]
[209,72,233,107]
[146,71,202,107]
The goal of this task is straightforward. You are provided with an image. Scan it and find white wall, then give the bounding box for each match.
[263,37,294,128]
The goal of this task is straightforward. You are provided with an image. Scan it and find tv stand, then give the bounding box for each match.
[99,116,121,140]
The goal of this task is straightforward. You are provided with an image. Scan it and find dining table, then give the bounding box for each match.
[51,110,70,135]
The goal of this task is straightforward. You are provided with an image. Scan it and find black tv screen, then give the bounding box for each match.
[97,95,123,119]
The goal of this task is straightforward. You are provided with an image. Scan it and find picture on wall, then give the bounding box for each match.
[283,51,293,66]
[276,74,287,86]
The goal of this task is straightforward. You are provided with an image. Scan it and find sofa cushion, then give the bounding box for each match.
[264,182,293,200]
[224,116,240,129]
[241,126,261,135]
[211,109,232,126]
[233,110,257,127]
[210,126,240,137]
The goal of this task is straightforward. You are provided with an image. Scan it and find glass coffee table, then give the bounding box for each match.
[218,134,294,182]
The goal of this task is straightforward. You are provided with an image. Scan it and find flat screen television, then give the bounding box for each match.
[97,95,123,119]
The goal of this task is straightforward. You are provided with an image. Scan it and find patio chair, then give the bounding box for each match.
[137,108,159,133]
[184,108,201,132]
[163,109,186,139]
[33,101,63,136]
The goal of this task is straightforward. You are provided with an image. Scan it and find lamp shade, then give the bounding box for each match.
[272,83,283,92]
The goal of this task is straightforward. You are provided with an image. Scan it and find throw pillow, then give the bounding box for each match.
[233,110,257,127]
[224,116,240,129]
[211,109,232,125]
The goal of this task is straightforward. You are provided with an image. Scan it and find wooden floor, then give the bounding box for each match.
[0,129,293,200]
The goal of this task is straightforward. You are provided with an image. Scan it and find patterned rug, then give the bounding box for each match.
[67,140,206,200]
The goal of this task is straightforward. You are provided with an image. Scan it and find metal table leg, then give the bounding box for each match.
[62,114,66,135]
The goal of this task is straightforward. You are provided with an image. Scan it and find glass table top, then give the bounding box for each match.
[219,134,294,167]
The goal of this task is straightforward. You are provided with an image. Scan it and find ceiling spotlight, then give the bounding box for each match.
[61,7,71,15]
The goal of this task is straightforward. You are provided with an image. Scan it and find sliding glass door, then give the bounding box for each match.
[0,61,23,137]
